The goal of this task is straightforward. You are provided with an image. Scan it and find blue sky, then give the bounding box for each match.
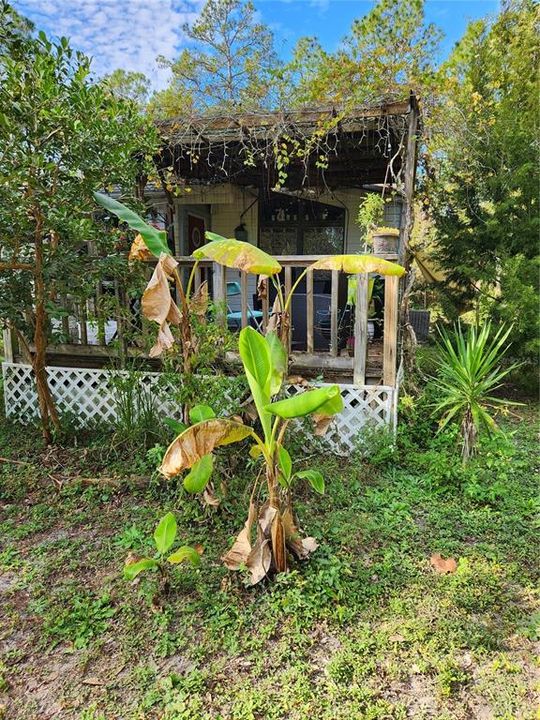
[13,0,499,89]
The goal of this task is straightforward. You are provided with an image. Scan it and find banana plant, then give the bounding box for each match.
[92,194,281,419]
[123,512,201,595]
[159,325,344,584]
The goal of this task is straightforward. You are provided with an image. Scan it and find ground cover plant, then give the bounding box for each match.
[0,394,538,719]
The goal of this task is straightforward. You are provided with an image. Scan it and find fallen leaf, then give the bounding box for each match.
[82,677,103,686]
[202,485,220,508]
[430,553,457,574]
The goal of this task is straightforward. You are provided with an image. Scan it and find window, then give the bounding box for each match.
[259,193,345,255]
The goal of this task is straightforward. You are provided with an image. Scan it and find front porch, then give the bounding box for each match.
[2,254,400,387]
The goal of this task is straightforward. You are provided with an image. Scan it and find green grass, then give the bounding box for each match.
[0,403,538,719]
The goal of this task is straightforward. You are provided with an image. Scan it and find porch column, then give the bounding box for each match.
[353,274,368,386]
[383,276,399,386]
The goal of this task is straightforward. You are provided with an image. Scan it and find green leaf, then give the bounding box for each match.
[167,546,202,566]
[266,331,287,395]
[124,557,158,581]
[265,385,343,419]
[93,192,170,258]
[194,237,281,275]
[295,470,325,494]
[315,388,345,417]
[183,454,214,493]
[239,326,272,441]
[154,512,177,554]
[164,417,187,435]
[278,446,292,482]
[189,404,216,424]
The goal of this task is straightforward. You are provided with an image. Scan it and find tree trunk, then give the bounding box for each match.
[33,217,60,444]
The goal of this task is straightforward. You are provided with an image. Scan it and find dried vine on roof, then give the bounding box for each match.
[155,98,414,193]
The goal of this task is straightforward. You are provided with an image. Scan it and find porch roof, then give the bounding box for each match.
[155,96,418,190]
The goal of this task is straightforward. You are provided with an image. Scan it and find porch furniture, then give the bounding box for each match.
[226,281,263,331]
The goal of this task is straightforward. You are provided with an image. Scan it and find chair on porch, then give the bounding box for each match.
[226,281,264,331]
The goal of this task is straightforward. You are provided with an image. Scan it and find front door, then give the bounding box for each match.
[187,214,205,256]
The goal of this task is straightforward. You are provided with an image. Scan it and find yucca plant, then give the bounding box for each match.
[433,322,520,461]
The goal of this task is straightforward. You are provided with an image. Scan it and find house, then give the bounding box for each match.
[2,95,420,446]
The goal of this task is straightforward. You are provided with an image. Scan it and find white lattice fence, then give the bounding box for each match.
[2,363,395,454]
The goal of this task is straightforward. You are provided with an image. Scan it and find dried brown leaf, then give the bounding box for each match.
[257,275,269,300]
[271,512,287,573]
[430,553,457,574]
[222,501,257,570]
[190,281,208,321]
[265,296,282,334]
[258,503,277,537]
[282,508,319,559]
[246,538,271,585]
[202,485,220,508]
[312,413,333,436]
[129,234,152,261]
[142,253,182,357]
[160,419,253,479]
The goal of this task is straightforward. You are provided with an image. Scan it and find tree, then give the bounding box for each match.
[101,68,151,109]
[0,3,158,442]
[425,0,539,360]
[285,0,441,107]
[152,0,279,117]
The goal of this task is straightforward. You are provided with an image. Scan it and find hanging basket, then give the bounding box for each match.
[372,227,399,256]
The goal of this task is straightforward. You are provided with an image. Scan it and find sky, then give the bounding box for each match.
[12,0,500,89]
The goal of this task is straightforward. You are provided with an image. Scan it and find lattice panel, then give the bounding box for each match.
[2,363,395,454]
[285,383,394,454]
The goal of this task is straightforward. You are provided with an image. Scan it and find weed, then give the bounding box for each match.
[43,592,116,649]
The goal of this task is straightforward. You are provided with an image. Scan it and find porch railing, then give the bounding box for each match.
[4,255,400,387]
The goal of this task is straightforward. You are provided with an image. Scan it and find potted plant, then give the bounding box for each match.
[371,226,400,256]
[357,193,400,256]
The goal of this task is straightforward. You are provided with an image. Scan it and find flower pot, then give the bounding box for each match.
[372,229,399,256]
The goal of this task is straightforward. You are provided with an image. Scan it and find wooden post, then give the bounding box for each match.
[262,278,269,331]
[2,327,15,363]
[399,93,420,268]
[79,301,88,345]
[194,265,202,294]
[96,282,106,346]
[398,92,420,378]
[240,271,248,329]
[284,265,292,352]
[215,263,227,328]
[61,295,70,340]
[306,268,314,354]
[383,276,399,387]
[330,269,339,357]
[353,274,368,386]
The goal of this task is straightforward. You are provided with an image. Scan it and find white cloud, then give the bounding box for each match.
[13,0,204,88]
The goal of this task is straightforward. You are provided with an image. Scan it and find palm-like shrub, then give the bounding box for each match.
[433,322,519,461]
